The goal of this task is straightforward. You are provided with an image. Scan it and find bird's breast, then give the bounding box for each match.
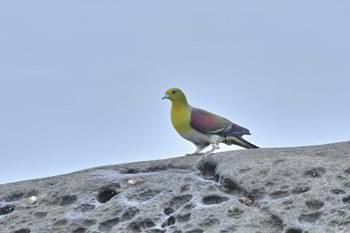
[170,104,192,133]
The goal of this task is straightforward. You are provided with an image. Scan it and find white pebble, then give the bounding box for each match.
[28,196,37,204]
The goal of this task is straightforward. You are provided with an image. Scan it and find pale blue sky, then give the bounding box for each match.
[1,1,349,184]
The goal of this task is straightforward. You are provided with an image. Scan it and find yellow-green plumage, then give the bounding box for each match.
[171,103,192,134]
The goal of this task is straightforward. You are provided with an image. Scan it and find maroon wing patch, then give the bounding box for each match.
[190,108,224,133]
[190,107,251,136]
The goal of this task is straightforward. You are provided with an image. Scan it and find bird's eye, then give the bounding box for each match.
[172,90,177,95]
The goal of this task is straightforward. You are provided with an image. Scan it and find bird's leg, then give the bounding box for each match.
[185,144,206,156]
[207,144,220,154]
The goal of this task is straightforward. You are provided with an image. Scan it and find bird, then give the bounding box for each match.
[162,88,259,155]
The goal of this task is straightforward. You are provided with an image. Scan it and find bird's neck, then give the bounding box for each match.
[170,101,191,132]
[171,101,190,114]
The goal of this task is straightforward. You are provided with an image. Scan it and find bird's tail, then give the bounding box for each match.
[221,136,259,149]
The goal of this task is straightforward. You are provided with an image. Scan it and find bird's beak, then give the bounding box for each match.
[162,94,169,100]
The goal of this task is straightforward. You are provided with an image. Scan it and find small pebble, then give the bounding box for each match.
[28,196,37,204]
[128,179,136,184]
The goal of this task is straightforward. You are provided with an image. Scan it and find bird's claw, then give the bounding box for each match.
[185,152,205,156]
[205,151,215,156]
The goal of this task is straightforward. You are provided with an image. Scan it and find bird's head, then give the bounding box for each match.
[162,88,188,104]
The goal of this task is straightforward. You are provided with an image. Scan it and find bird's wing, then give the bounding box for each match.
[190,107,250,136]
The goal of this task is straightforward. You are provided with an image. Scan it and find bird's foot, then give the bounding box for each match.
[207,144,220,154]
[185,152,205,156]
[204,151,215,156]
